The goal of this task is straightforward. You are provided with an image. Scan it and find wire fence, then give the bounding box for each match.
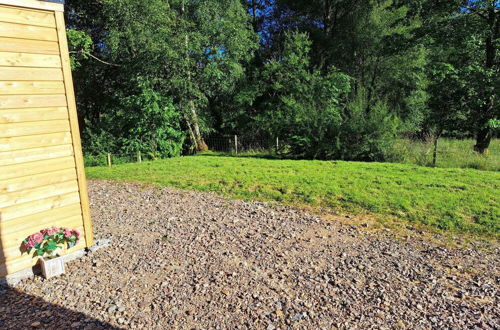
[204,135,279,154]
[84,136,499,171]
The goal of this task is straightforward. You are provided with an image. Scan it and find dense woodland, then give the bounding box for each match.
[65,0,499,161]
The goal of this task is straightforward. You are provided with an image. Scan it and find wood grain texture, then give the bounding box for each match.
[0,106,68,123]
[0,167,77,194]
[0,204,82,236]
[0,143,73,166]
[0,180,78,208]
[55,11,94,247]
[0,51,61,67]
[0,191,81,222]
[0,131,72,152]
[0,21,57,41]
[0,81,65,95]
[0,37,59,55]
[0,94,67,109]
[0,1,91,278]
[0,67,63,81]
[0,0,63,12]
[0,4,56,27]
[0,155,75,181]
[0,119,69,137]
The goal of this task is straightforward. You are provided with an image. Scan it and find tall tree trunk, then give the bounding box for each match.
[474,127,492,154]
[432,130,442,167]
[181,0,207,152]
[474,1,498,154]
[189,99,208,151]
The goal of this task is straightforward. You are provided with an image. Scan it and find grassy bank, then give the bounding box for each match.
[86,155,499,238]
[395,138,500,171]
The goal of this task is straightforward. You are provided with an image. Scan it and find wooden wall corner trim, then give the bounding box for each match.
[54,11,94,247]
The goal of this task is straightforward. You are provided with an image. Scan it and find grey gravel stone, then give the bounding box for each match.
[1,180,498,329]
[107,305,117,313]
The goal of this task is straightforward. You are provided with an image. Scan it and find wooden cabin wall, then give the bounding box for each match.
[0,0,93,277]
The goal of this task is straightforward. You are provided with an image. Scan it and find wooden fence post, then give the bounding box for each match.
[234,135,238,154]
[137,151,142,163]
[276,137,279,154]
[107,153,112,167]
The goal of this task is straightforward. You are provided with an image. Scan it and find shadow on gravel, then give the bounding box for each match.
[0,285,120,329]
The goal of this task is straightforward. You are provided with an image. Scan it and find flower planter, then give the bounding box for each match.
[21,227,81,279]
[40,256,66,279]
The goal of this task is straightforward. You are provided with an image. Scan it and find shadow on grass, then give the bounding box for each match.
[0,283,119,329]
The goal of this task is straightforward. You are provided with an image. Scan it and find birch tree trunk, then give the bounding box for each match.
[182,0,208,152]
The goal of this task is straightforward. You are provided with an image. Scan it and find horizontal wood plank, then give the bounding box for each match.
[2,220,83,249]
[0,180,79,208]
[0,95,67,109]
[0,51,61,67]
[0,155,75,181]
[0,131,72,152]
[0,191,81,222]
[0,143,73,166]
[0,21,57,41]
[0,67,63,81]
[0,119,69,138]
[0,106,68,123]
[0,167,77,194]
[0,81,65,95]
[0,204,82,236]
[0,37,59,54]
[0,5,56,28]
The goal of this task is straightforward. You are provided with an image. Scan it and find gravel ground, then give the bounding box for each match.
[1,180,499,329]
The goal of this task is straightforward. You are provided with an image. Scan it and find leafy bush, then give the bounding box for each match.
[82,79,185,158]
[336,91,400,161]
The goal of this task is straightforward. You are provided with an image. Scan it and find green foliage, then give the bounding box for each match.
[244,32,352,159]
[117,79,185,157]
[420,0,499,150]
[67,28,93,69]
[68,0,258,154]
[84,79,185,158]
[338,90,400,161]
[87,155,500,238]
[22,228,81,258]
[67,0,499,160]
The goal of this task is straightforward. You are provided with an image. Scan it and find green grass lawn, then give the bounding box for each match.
[86,155,500,238]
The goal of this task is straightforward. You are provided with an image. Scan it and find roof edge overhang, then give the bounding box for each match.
[40,0,64,4]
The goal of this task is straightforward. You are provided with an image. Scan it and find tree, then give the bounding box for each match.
[234,32,354,159]
[66,0,258,154]
[419,0,499,153]
[461,0,499,153]
[273,0,429,131]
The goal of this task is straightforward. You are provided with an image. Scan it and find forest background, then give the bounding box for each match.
[65,0,499,162]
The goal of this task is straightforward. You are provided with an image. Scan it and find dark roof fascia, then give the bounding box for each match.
[39,0,64,4]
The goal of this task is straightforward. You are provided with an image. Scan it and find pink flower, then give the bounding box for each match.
[72,229,81,239]
[42,227,60,236]
[63,229,73,239]
[26,232,44,249]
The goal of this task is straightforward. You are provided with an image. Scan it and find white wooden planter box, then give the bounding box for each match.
[40,256,66,279]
